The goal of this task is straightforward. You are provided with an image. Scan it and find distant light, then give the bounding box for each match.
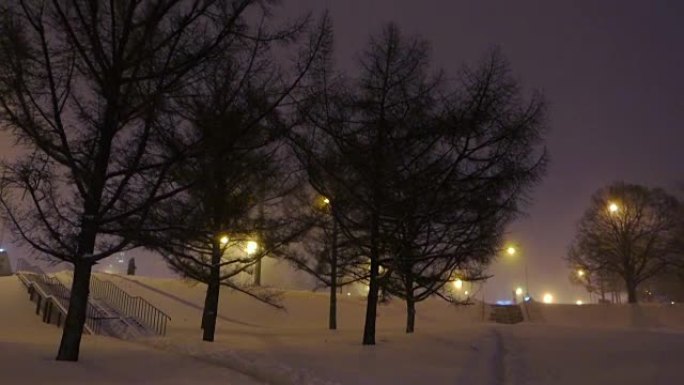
[577,269,585,277]
[506,246,517,256]
[542,293,554,304]
[608,202,620,214]
[220,235,229,245]
[0,248,5,252]
[496,300,513,306]
[524,296,531,302]
[346,292,351,296]
[322,197,330,205]
[245,241,258,255]
[671,301,676,305]
[576,300,583,305]
[464,290,469,295]
[453,279,463,290]
[515,287,523,296]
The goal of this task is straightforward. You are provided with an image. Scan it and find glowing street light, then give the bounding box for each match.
[453,279,463,290]
[506,246,517,256]
[245,240,258,255]
[322,197,330,205]
[576,300,584,305]
[542,293,554,304]
[608,202,620,214]
[219,235,230,246]
[577,269,585,277]
[515,287,524,296]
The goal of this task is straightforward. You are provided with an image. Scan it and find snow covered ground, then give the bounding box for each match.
[2,273,684,384]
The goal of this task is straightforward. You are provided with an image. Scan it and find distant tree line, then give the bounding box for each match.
[0,0,547,361]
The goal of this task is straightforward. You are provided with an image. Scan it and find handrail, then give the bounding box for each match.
[16,258,106,335]
[90,275,170,336]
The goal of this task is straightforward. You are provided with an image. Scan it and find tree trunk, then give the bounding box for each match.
[362,213,380,345]
[406,296,415,333]
[626,281,638,304]
[202,242,222,341]
[405,273,415,333]
[329,216,338,330]
[56,261,93,361]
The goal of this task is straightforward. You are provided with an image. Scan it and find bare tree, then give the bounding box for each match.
[136,12,329,342]
[294,24,547,342]
[567,182,682,303]
[0,0,258,361]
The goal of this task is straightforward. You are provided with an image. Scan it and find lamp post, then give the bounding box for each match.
[321,196,339,330]
[506,244,530,300]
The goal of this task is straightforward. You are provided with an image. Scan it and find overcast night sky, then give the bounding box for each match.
[276,0,684,302]
[2,0,683,303]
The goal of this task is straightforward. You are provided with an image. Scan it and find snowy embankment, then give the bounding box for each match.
[4,272,684,385]
[0,275,262,385]
[105,274,488,385]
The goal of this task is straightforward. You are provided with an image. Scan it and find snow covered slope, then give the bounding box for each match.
[2,273,684,385]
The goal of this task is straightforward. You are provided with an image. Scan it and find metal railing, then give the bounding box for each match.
[90,275,170,336]
[16,258,106,335]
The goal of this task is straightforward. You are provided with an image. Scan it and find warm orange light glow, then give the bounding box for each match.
[515,287,524,296]
[506,246,517,256]
[219,235,229,245]
[453,279,463,290]
[608,202,620,214]
[542,293,554,304]
[577,269,585,277]
[245,241,258,255]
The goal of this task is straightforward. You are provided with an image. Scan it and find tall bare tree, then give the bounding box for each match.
[136,12,329,342]
[294,24,547,342]
[567,182,682,303]
[0,0,258,361]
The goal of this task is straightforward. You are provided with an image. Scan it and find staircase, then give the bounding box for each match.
[489,304,524,324]
[15,259,169,339]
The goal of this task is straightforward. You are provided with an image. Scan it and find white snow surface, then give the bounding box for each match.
[2,273,684,385]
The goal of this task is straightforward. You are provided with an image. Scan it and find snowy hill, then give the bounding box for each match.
[2,273,684,385]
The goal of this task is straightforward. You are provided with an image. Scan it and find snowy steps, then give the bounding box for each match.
[489,304,524,324]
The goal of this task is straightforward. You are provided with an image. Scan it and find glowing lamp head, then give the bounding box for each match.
[608,202,620,214]
[453,279,463,290]
[542,293,554,304]
[577,269,585,277]
[219,235,229,245]
[245,241,258,255]
[506,246,517,256]
[515,287,524,296]
[322,197,330,205]
[576,300,584,305]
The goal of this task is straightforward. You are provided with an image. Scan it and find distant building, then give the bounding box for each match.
[0,250,12,276]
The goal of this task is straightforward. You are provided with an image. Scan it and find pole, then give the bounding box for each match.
[524,261,530,299]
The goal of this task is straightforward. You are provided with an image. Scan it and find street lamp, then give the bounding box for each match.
[219,235,229,246]
[577,269,585,278]
[608,202,620,214]
[505,243,530,299]
[245,240,258,255]
[453,279,463,290]
[542,293,554,304]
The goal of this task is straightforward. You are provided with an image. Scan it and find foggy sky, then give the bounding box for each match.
[283,0,684,302]
[3,1,683,303]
